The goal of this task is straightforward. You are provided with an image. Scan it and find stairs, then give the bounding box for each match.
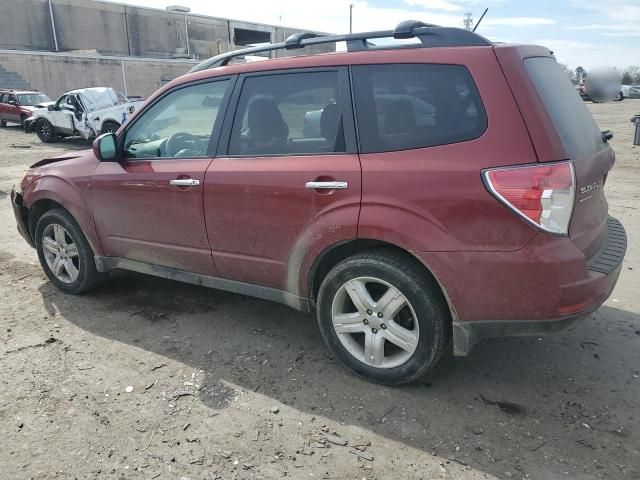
[0,64,30,90]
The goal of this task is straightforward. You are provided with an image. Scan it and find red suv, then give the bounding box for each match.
[0,89,52,128]
[11,22,626,384]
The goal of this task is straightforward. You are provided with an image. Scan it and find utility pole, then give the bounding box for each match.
[463,12,473,31]
[349,4,354,34]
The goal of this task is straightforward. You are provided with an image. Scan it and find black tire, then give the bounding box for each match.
[35,208,107,294]
[20,114,27,128]
[0,119,6,127]
[316,249,449,385]
[101,121,120,135]
[36,118,57,143]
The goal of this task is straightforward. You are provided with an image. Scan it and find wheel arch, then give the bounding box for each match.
[25,184,103,257]
[308,238,457,323]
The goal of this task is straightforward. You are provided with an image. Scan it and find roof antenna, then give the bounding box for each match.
[473,8,488,32]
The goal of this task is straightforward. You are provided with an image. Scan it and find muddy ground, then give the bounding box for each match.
[1,100,639,480]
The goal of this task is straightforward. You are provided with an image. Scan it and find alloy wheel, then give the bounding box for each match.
[331,276,419,369]
[41,223,80,283]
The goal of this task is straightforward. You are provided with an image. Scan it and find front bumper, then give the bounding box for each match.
[10,188,34,247]
[421,216,627,356]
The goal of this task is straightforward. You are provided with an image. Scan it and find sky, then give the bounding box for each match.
[118,0,639,70]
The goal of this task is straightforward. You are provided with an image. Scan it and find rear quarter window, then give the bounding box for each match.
[524,57,605,159]
[351,64,487,153]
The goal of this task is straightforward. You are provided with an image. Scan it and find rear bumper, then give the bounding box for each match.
[420,216,626,356]
[10,188,34,247]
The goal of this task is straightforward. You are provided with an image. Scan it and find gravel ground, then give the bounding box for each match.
[1,100,639,480]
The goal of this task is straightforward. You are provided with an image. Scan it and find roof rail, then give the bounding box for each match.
[189,20,491,73]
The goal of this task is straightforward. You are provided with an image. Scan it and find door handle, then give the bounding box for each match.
[170,179,200,187]
[305,181,348,190]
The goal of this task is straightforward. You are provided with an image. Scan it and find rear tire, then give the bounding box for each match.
[20,114,27,128]
[101,121,120,135]
[0,119,6,127]
[36,118,57,143]
[317,250,449,385]
[35,208,107,294]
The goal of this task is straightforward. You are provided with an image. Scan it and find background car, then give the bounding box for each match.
[0,89,51,128]
[25,87,143,143]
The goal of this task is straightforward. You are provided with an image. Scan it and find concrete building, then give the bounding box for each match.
[0,0,332,98]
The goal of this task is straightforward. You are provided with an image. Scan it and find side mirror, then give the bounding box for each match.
[93,133,119,161]
[8,99,17,106]
[47,104,56,111]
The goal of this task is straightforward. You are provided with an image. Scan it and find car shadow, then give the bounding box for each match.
[38,270,640,479]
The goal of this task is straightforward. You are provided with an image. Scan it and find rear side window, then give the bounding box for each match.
[352,64,487,153]
[524,57,605,158]
[228,71,344,156]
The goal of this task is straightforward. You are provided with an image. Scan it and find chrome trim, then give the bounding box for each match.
[170,179,200,186]
[305,181,348,190]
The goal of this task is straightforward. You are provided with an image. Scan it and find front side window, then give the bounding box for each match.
[228,71,344,156]
[352,64,487,153]
[124,79,230,159]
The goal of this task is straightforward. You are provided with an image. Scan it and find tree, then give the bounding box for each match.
[625,66,640,85]
[575,66,586,82]
[622,71,633,85]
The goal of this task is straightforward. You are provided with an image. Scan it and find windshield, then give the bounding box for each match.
[17,93,51,105]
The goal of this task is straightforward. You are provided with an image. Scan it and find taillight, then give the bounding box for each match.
[483,161,575,235]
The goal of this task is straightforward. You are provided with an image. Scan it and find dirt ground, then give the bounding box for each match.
[1,100,639,480]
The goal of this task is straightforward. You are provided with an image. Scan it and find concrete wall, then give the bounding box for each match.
[0,0,332,60]
[0,50,196,98]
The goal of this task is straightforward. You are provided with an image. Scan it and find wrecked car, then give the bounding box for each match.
[24,87,142,142]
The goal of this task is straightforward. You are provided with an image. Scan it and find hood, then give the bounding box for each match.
[30,150,90,168]
[33,101,55,109]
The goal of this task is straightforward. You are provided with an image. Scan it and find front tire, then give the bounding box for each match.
[317,250,449,385]
[36,118,57,143]
[35,208,106,294]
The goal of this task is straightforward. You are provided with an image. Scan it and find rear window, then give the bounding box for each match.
[351,64,487,154]
[524,57,605,159]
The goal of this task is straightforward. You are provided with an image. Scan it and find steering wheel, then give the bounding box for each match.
[166,132,198,157]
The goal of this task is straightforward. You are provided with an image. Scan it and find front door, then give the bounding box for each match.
[205,68,361,292]
[49,94,75,133]
[91,78,233,276]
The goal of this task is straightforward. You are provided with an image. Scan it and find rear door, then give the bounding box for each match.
[505,52,614,258]
[204,68,361,291]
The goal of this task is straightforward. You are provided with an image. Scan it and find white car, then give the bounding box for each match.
[25,87,142,143]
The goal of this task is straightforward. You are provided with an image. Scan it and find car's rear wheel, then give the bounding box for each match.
[36,118,57,143]
[20,114,28,128]
[0,119,6,127]
[35,208,106,294]
[101,121,120,135]
[317,250,449,385]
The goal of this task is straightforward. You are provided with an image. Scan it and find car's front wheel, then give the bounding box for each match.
[36,118,57,143]
[317,250,449,385]
[35,208,106,294]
